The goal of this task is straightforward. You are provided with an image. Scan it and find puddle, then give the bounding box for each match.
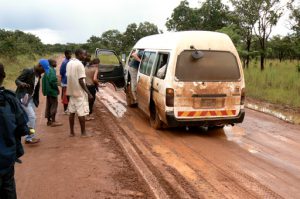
[223,126,261,155]
[246,103,295,124]
[97,91,127,118]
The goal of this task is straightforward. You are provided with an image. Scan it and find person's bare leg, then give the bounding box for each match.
[69,113,75,136]
[78,116,87,136]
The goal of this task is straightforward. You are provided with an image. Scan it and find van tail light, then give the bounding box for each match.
[241,88,245,105]
[166,88,174,107]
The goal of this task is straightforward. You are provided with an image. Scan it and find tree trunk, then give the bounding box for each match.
[260,37,265,71]
[246,38,251,68]
[260,54,265,71]
[246,55,250,68]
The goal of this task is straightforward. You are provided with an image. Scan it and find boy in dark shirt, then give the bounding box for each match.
[0,63,29,198]
[42,59,62,127]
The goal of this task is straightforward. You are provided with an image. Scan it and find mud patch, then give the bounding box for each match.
[246,97,300,124]
[93,102,154,198]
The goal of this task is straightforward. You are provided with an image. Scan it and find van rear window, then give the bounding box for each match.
[175,50,240,82]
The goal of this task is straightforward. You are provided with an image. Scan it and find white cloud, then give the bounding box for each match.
[24,29,64,44]
[0,0,293,44]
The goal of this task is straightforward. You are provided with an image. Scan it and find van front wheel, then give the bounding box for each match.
[150,106,162,130]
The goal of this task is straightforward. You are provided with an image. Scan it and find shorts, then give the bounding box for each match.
[68,95,89,117]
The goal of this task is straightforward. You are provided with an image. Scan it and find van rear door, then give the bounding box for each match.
[173,50,243,121]
[95,49,125,89]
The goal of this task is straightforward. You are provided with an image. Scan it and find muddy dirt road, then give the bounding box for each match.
[98,84,300,199]
[14,56,300,198]
[15,92,154,199]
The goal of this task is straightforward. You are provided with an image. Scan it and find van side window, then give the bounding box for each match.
[154,53,169,79]
[139,51,156,76]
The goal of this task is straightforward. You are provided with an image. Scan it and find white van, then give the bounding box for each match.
[109,31,245,129]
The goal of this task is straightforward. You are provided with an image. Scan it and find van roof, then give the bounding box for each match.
[134,31,237,53]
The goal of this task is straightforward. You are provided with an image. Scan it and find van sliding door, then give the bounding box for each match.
[137,51,157,116]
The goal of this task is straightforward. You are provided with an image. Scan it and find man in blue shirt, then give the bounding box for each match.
[60,50,72,113]
[0,63,29,198]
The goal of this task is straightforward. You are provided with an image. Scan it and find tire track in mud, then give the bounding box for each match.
[96,85,293,198]
[96,94,179,199]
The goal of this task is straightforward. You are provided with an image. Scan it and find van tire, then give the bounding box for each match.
[150,105,162,130]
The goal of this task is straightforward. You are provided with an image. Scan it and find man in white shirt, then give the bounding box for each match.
[66,49,93,137]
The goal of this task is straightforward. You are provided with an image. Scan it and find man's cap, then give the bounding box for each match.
[39,59,50,74]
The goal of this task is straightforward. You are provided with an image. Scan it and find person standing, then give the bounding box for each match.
[85,58,99,120]
[60,50,72,113]
[128,49,144,104]
[83,51,91,67]
[15,59,49,144]
[0,63,29,198]
[66,49,93,137]
[42,59,62,127]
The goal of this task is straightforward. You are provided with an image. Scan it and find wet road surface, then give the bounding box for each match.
[98,84,300,198]
[14,58,153,199]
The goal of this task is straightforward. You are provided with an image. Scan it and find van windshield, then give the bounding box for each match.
[175,50,240,82]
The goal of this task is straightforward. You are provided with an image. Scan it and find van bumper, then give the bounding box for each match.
[165,109,245,127]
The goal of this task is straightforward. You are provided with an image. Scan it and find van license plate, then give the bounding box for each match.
[200,99,216,108]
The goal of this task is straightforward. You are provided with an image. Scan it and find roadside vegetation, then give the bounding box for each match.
[245,59,300,107]
[0,55,39,89]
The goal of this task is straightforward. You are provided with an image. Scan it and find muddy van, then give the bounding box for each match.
[110,31,245,129]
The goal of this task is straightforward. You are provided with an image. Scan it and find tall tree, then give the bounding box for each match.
[99,30,123,54]
[253,0,286,70]
[166,0,232,31]
[199,0,232,31]
[166,0,201,31]
[230,0,260,68]
[123,22,159,51]
[136,22,160,39]
[123,23,138,51]
[289,4,300,36]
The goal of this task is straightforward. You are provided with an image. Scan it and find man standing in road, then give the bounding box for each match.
[15,59,49,144]
[42,59,62,127]
[60,50,72,113]
[0,63,29,198]
[66,49,93,137]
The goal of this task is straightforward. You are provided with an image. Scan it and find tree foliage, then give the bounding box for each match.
[166,0,232,31]
[0,29,45,58]
[253,0,287,70]
[166,0,201,31]
[289,3,300,36]
[230,0,260,68]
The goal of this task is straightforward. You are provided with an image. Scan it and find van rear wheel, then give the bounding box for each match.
[150,105,162,130]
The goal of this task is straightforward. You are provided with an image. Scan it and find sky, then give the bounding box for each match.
[0,0,292,44]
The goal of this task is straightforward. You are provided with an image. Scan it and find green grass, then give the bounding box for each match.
[244,59,300,108]
[0,54,59,90]
[96,54,120,65]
